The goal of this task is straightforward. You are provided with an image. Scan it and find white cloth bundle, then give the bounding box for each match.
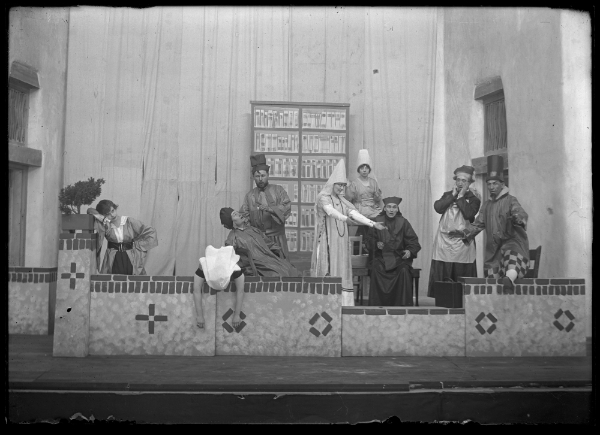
[199,245,241,290]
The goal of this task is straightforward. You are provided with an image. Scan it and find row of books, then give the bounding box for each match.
[301,183,325,203]
[254,133,300,153]
[301,158,341,179]
[265,157,298,178]
[302,111,346,130]
[285,230,315,252]
[302,134,346,154]
[301,207,317,228]
[255,108,299,129]
[270,183,299,202]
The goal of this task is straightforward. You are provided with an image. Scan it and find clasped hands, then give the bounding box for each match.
[258,204,273,213]
[376,242,410,259]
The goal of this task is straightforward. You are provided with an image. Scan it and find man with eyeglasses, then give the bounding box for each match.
[449,155,529,291]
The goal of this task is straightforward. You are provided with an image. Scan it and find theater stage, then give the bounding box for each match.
[8,335,592,424]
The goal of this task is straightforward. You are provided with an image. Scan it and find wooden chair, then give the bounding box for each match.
[524,245,542,278]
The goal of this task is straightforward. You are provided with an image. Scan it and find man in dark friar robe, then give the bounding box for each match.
[367,196,421,306]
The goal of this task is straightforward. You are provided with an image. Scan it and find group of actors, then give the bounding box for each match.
[87,150,530,330]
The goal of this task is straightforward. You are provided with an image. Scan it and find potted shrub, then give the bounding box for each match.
[59,177,105,230]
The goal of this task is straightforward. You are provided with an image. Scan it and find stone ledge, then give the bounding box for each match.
[341,307,465,316]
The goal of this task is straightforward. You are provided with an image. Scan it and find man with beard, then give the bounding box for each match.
[240,154,292,258]
[367,196,421,306]
[449,155,529,291]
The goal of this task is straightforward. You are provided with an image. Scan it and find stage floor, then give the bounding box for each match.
[9,335,592,390]
[8,335,593,424]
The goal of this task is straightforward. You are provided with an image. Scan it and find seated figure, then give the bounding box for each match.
[193,207,299,330]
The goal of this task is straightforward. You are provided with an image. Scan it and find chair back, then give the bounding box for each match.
[524,245,542,278]
[349,236,362,256]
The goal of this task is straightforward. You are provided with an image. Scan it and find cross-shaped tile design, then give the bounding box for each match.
[135,304,168,334]
[60,262,85,290]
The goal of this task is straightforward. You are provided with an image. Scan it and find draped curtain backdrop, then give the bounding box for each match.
[64,6,437,289]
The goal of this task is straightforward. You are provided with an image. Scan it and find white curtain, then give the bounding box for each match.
[64,6,437,288]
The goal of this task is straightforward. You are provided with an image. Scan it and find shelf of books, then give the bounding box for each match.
[251,101,350,268]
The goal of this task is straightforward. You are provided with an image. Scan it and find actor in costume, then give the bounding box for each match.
[310,159,387,306]
[345,149,384,253]
[427,165,481,297]
[240,154,292,258]
[222,207,299,278]
[449,155,529,291]
[87,200,158,275]
[345,149,383,219]
[367,196,421,306]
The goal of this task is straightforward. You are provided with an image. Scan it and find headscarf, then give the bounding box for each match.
[219,207,234,230]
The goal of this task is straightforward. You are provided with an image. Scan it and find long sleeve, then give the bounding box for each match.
[269,185,291,225]
[464,205,486,240]
[434,191,456,215]
[319,195,349,222]
[239,193,251,219]
[455,192,481,223]
[86,207,104,267]
[348,209,374,227]
[510,196,528,230]
[128,217,158,251]
[402,220,422,259]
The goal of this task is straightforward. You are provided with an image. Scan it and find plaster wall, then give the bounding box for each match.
[437,8,591,335]
[8,7,70,267]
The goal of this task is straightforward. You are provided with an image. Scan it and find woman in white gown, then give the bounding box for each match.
[310,159,387,306]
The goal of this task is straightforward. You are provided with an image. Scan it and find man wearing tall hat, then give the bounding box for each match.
[240,154,292,258]
[449,155,529,290]
[427,165,481,297]
[367,196,421,306]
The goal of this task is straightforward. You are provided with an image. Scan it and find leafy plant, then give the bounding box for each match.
[59,177,106,214]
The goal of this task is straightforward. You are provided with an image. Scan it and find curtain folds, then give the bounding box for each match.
[64,6,438,288]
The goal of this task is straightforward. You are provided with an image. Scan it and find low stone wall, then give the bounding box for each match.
[89,275,215,356]
[216,277,342,357]
[8,267,57,335]
[88,275,342,357]
[342,306,465,357]
[461,278,587,356]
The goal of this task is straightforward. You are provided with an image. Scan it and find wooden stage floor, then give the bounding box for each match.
[8,335,594,424]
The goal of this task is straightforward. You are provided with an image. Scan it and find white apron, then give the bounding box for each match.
[432,205,476,263]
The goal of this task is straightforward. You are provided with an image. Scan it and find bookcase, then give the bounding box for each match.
[250,101,350,270]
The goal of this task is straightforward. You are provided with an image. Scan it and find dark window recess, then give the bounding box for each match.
[484,97,507,154]
[9,87,28,144]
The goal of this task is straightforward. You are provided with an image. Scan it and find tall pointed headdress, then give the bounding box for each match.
[315,158,348,204]
[356,149,378,180]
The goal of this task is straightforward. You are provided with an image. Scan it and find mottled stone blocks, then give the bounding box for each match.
[342,307,466,357]
[89,291,216,356]
[53,249,96,357]
[461,277,586,357]
[215,277,342,357]
[8,267,57,335]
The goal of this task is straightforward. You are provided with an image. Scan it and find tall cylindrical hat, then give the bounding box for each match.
[487,155,504,182]
[251,154,270,174]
